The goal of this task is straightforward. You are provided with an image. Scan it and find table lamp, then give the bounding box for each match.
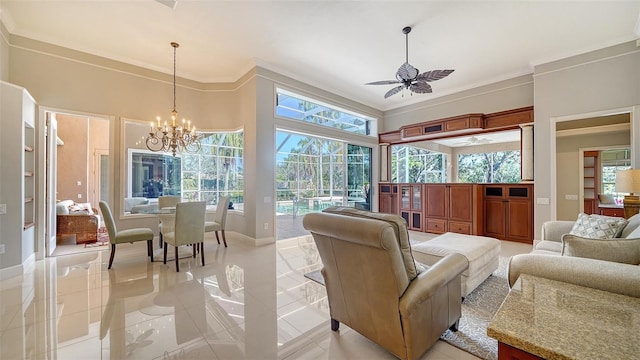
[615,169,640,218]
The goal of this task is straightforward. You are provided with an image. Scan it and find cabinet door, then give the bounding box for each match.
[484,197,506,238]
[448,184,473,222]
[425,184,447,218]
[400,185,411,210]
[506,199,532,242]
[411,185,422,211]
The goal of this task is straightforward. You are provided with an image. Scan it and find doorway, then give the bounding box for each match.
[44,110,110,256]
[274,130,372,240]
[554,112,632,221]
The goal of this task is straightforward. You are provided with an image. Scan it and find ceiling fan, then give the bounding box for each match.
[366,26,454,99]
[455,136,492,146]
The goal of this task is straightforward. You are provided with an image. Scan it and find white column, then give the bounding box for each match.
[520,124,534,181]
[380,144,389,182]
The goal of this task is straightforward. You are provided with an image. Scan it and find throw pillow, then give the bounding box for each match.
[569,213,628,239]
[561,234,640,265]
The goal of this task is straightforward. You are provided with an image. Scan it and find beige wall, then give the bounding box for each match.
[555,130,630,221]
[534,41,640,238]
[56,114,89,202]
[88,118,109,207]
[0,21,9,81]
[382,74,534,132]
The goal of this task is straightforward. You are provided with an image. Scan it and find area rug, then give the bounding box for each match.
[440,256,509,360]
[304,256,510,360]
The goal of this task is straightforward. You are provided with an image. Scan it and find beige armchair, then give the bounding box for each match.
[303,210,468,360]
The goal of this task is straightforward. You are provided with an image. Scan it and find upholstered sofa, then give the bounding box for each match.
[56,200,99,244]
[303,207,469,360]
[124,197,158,214]
[508,213,640,298]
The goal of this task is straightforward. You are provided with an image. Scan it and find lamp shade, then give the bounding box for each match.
[615,169,640,194]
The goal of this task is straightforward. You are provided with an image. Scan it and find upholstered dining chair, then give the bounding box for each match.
[205,196,230,247]
[99,201,154,269]
[157,195,181,247]
[163,201,206,272]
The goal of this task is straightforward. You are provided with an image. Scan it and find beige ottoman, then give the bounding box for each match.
[411,232,501,297]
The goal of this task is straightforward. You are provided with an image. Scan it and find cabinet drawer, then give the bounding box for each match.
[426,218,447,234]
[448,221,472,235]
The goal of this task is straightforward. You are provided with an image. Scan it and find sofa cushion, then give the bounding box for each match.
[625,223,640,239]
[533,240,563,254]
[124,197,149,212]
[597,194,616,204]
[569,213,628,239]
[620,213,640,238]
[322,206,420,280]
[561,234,640,265]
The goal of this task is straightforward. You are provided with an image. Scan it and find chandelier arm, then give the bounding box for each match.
[145,42,199,157]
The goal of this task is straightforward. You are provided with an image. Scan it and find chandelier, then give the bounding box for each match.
[146,42,201,157]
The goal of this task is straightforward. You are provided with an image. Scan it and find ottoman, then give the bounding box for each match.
[412,232,501,297]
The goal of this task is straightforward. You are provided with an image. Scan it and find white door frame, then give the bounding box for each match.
[549,105,640,221]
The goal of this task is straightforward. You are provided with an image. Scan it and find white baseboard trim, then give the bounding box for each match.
[0,262,24,281]
[225,232,275,246]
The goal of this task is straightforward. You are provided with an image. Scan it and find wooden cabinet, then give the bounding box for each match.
[424,184,482,235]
[399,184,422,230]
[583,151,598,214]
[378,183,398,215]
[599,206,624,217]
[484,184,534,244]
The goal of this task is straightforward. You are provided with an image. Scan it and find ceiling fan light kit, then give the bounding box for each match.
[366,26,455,99]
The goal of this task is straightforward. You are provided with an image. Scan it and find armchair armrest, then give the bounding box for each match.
[541,220,574,242]
[399,253,468,315]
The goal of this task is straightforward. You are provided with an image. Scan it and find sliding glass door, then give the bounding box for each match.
[275,130,371,239]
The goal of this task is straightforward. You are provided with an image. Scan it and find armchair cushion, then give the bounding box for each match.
[561,234,640,265]
[322,206,420,280]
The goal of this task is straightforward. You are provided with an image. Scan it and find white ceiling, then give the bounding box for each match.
[1,1,639,111]
[431,130,521,148]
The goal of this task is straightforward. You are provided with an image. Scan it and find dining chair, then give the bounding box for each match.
[157,195,181,247]
[205,196,230,247]
[163,201,206,272]
[99,201,155,269]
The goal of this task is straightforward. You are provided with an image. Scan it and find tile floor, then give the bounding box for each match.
[0,231,531,359]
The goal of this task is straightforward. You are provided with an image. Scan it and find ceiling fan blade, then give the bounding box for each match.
[409,82,432,94]
[384,85,404,99]
[416,69,455,82]
[365,80,401,85]
[396,62,419,81]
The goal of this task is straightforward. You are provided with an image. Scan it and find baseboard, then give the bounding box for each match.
[225,231,275,246]
[0,262,24,281]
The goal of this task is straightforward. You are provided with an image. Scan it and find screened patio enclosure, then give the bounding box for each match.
[275,130,371,239]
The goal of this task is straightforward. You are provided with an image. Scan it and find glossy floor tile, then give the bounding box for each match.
[0,232,531,359]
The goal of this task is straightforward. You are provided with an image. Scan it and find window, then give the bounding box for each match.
[124,120,244,213]
[390,145,447,183]
[182,132,244,209]
[275,88,375,136]
[458,151,520,183]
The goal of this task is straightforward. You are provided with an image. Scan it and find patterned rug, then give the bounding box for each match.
[304,256,510,360]
[440,256,509,360]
